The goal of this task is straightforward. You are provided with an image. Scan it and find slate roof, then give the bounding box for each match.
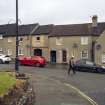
[0,24,16,35]
[19,23,38,35]
[50,22,105,37]
[0,23,53,37]
[33,24,54,35]
[0,22,105,37]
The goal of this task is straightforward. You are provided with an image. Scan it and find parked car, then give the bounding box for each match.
[18,56,46,67]
[74,59,105,73]
[0,54,11,64]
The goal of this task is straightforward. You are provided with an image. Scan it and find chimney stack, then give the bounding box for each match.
[92,15,98,27]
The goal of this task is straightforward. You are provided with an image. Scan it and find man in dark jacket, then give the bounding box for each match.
[68,56,76,75]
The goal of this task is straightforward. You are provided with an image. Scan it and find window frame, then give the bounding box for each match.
[18,48,24,55]
[0,34,3,39]
[7,49,12,55]
[102,52,105,63]
[81,37,88,45]
[36,36,40,41]
[0,48,3,54]
[18,37,23,42]
[8,37,12,42]
[81,50,88,59]
[56,37,63,45]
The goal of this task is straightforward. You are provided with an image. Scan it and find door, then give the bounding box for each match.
[34,49,42,56]
[50,50,56,63]
[62,50,67,62]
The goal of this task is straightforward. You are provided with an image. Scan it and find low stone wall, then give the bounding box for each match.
[0,74,35,105]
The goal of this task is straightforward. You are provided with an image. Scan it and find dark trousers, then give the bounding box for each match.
[68,66,76,75]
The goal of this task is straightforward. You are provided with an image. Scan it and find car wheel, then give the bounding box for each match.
[35,62,40,67]
[0,59,3,64]
[97,68,103,73]
[6,61,9,64]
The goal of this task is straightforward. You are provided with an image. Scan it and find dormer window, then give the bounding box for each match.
[0,34,3,39]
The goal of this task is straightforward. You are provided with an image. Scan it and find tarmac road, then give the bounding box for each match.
[0,63,105,105]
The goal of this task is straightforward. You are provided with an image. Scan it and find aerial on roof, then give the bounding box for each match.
[0,22,105,37]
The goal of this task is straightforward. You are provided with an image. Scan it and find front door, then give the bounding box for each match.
[34,49,42,56]
[50,50,56,63]
[62,50,67,62]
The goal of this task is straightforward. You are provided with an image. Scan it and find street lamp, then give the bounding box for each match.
[15,0,19,72]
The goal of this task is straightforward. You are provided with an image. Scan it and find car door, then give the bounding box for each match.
[75,60,86,71]
[85,61,95,72]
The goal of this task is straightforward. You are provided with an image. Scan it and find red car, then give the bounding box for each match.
[18,56,46,67]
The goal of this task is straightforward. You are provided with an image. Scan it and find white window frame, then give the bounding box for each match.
[7,49,12,55]
[81,50,88,59]
[0,48,3,54]
[56,37,63,45]
[8,37,12,42]
[0,48,2,52]
[102,53,105,63]
[18,48,24,55]
[0,35,3,39]
[19,37,23,42]
[81,37,88,45]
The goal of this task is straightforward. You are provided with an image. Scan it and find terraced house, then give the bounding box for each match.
[0,16,105,65]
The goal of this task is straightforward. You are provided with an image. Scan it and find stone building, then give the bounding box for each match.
[0,16,105,65]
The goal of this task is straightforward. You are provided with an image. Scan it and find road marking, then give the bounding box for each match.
[64,83,98,105]
[31,74,98,105]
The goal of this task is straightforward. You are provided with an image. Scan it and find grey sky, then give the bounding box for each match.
[0,0,105,25]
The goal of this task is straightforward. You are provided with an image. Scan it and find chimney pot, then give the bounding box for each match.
[92,15,98,27]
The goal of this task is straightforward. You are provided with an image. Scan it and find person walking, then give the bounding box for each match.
[68,56,76,75]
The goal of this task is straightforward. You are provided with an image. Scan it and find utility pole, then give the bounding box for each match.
[15,0,19,72]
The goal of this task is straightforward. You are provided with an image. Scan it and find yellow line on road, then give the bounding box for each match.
[64,83,98,105]
[31,74,98,105]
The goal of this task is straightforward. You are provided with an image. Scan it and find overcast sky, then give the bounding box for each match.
[0,0,105,25]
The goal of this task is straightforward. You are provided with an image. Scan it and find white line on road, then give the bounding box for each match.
[64,83,98,105]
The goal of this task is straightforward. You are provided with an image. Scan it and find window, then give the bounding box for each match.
[81,37,88,45]
[0,35,3,39]
[8,38,12,42]
[36,37,40,40]
[0,48,2,52]
[19,37,23,42]
[8,49,12,55]
[86,61,94,65]
[18,48,24,55]
[56,37,63,45]
[102,53,105,63]
[0,48,3,54]
[81,50,88,59]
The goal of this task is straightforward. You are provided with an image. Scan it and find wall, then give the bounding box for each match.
[49,36,93,63]
[95,31,105,66]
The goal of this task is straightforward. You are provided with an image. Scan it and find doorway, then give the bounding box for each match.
[50,50,56,63]
[34,49,42,56]
[62,50,67,62]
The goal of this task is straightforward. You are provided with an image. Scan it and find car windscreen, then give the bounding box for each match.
[76,60,85,65]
